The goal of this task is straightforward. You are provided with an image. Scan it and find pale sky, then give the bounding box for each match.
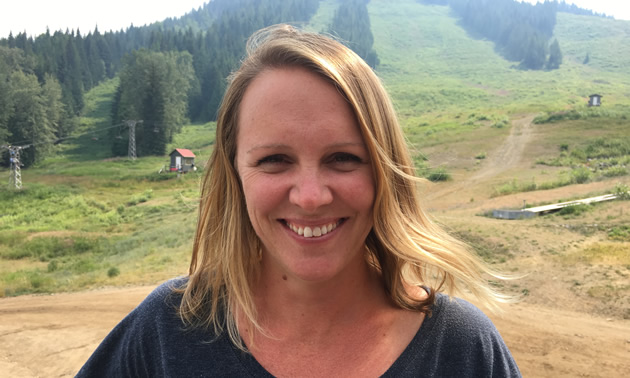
[521,0,630,20]
[1,0,629,39]
[0,0,208,38]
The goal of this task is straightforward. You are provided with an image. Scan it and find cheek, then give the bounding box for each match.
[337,172,376,212]
[241,173,288,221]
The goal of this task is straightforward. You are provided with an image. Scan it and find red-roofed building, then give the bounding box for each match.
[169,149,196,172]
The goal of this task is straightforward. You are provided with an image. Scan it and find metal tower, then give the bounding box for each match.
[125,120,142,160]
[7,145,29,190]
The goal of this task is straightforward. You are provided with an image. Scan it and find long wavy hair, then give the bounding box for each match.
[179,24,508,350]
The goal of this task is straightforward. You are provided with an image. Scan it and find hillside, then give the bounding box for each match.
[1,1,630,376]
[369,1,630,127]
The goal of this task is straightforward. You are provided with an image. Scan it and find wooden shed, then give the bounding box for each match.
[169,148,196,172]
[588,94,602,106]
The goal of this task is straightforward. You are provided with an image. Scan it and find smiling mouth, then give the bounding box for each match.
[284,220,343,238]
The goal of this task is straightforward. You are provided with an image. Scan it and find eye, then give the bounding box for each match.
[256,154,288,165]
[328,152,364,171]
[255,154,292,173]
[331,153,362,163]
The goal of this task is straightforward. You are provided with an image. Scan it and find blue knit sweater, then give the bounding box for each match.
[77,278,520,377]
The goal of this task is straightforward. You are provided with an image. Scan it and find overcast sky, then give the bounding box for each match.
[1,0,628,39]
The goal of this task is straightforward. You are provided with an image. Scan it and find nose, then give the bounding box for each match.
[289,168,333,212]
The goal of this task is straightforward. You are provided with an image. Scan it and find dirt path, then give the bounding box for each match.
[426,114,536,204]
[0,286,153,377]
[471,114,536,182]
[1,285,629,377]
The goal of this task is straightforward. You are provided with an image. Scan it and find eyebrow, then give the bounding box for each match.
[246,142,365,154]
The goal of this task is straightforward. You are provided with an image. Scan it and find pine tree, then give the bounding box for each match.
[546,38,562,70]
[7,71,56,167]
[522,34,548,70]
[0,57,12,146]
[328,0,379,68]
[112,50,193,156]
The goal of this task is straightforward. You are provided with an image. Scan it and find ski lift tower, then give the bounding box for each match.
[124,120,143,160]
[5,145,29,190]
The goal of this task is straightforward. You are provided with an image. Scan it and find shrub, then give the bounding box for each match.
[426,168,451,182]
[557,204,591,216]
[571,166,591,184]
[47,260,59,272]
[602,166,628,177]
[608,226,630,241]
[615,183,630,200]
[127,189,154,206]
[107,267,120,278]
[491,119,509,128]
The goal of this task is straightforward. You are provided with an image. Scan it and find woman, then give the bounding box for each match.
[78,25,520,377]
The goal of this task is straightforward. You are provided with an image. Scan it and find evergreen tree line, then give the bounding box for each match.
[557,1,612,19]
[422,0,562,70]
[0,0,320,164]
[110,0,320,157]
[328,0,379,68]
[0,46,72,167]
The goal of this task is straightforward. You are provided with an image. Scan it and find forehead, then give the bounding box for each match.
[236,67,363,147]
[240,67,345,113]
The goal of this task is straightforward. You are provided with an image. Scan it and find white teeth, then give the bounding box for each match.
[304,227,313,238]
[287,221,339,238]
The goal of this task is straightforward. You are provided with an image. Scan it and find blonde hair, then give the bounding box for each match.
[180,24,508,349]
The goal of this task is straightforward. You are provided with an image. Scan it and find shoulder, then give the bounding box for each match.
[134,277,188,317]
[435,295,520,371]
[385,294,521,377]
[76,278,189,377]
[77,277,258,377]
[431,294,499,338]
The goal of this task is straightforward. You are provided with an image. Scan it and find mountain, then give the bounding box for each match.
[367,0,629,127]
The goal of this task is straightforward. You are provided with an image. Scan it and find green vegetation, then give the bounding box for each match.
[560,242,630,265]
[111,50,195,157]
[1,0,629,299]
[0,0,320,166]
[328,0,379,67]
[452,229,513,264]
[370,1,630,134]
[557,203,592,217]
[0,78,209,296]
[608,226,630,242]
[448,0,559,70]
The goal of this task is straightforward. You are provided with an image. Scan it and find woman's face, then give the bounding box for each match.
[235,67,375,283]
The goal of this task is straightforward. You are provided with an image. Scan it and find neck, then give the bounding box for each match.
[249,258,390,340]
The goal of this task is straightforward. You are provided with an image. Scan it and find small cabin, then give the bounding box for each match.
[169,148,196,172]
[588,94,602,107]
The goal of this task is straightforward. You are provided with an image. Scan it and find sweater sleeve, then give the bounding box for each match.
[384,295,521,378]
[75,280,184,378]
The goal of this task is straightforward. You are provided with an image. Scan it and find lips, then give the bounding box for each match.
[285,220,341,238]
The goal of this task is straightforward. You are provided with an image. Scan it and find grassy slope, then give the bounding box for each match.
[0,79,216,295]
[0,0,628,300]
[370,1,630,126]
